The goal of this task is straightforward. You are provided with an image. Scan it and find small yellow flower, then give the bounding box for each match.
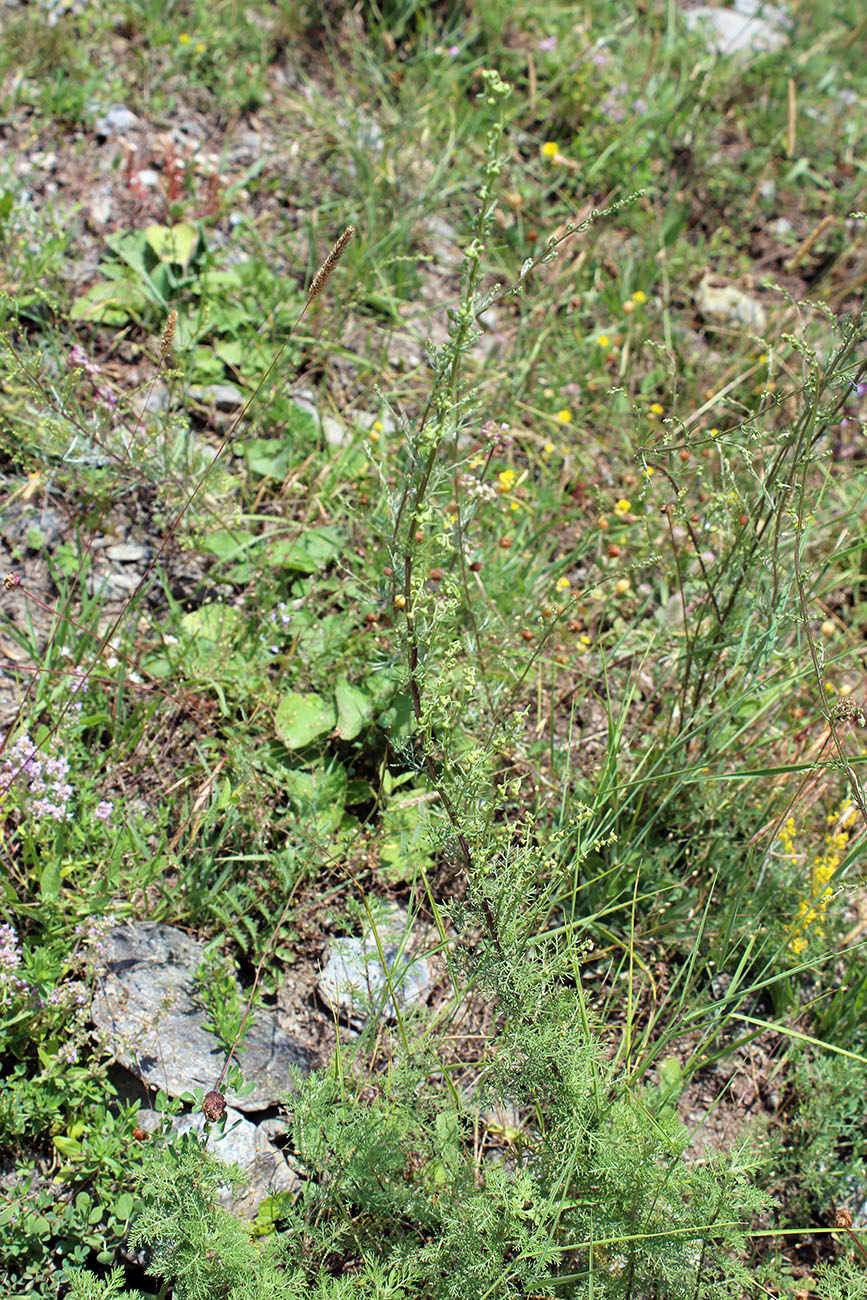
[541,141,560,160]
[469,456,484,469]
[642,466,655,479]
[555,409,572,425]
[580,634,591,646]
[708,427,720,439]
[790,934,807,956]
[648,402,664,418]
[614,498,631,517]
[179,31,191,43]
[596,334,610,348]
[614,578,631,596]
[631,290,647,304]
[373,420,383,432]
[497,468,516,494]
[824,681,836,693]
[509,500,520,511]
[541,441,555,461]
[369,430,380,443]
[820,619,835,638]
[555,576,571,592]
[195,41,206,53]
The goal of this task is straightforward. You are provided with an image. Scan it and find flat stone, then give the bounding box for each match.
[94,104,140,138]
[318,907,431,1029]
[683,0,790,56]
[92,923,310,1111]
[2,505,64,550]
[105,541,151,563]
[695,273,767,333]
[135,1105,301,1220]
[188,383,245,411]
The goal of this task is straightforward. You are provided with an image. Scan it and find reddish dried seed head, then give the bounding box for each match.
[203,1090,227,1122]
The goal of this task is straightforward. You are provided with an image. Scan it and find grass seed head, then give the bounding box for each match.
[307,225,355,303]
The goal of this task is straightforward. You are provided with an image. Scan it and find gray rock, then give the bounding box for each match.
[292,390,348,447]
[188,382,245,411]
[94,104,140,138]
[92,923,310,1111]
[135,1105,301,1220]
[318,908,431,1029]
[695,273,767,334]
[85,569,142,599]
[2,505,64,550]
[683,0,790,57]
[86,188,114,229]
[105,541,152,563]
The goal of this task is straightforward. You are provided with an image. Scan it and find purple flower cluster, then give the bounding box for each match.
[600,80,647,123]
[74,913,116,964]
[482,420,512,452]
[264,601,293,655]
[67,342,117,411]
[0,732,74,822]
[0,922,27,996]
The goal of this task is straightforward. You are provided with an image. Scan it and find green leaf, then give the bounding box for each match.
[196,531,256,562]
[270,526,342,574]
[145,221,199,270]
[69,279,149,325]
[113,1192,134,1220]
[283,764,347,833]
[53,1135,83,1158]
[241,438,291,480]
[275,691,336,748]
[180,603,243,641]
[214,338,245,368]
[40,857,61,902]
[334,677,374,741]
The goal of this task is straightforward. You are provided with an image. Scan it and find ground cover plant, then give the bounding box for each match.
[1,0,866,1296]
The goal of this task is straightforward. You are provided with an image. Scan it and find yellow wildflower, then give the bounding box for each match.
[179,31,191,43]
[614,498,631,517]
[497,468,516,494]
[555,409,572,425]
[555,576,571,592]
[614,578,631,595]
[541,141,560,160]
[596,334,610,348]
[631,290,647,304]
[648,402,664,418]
